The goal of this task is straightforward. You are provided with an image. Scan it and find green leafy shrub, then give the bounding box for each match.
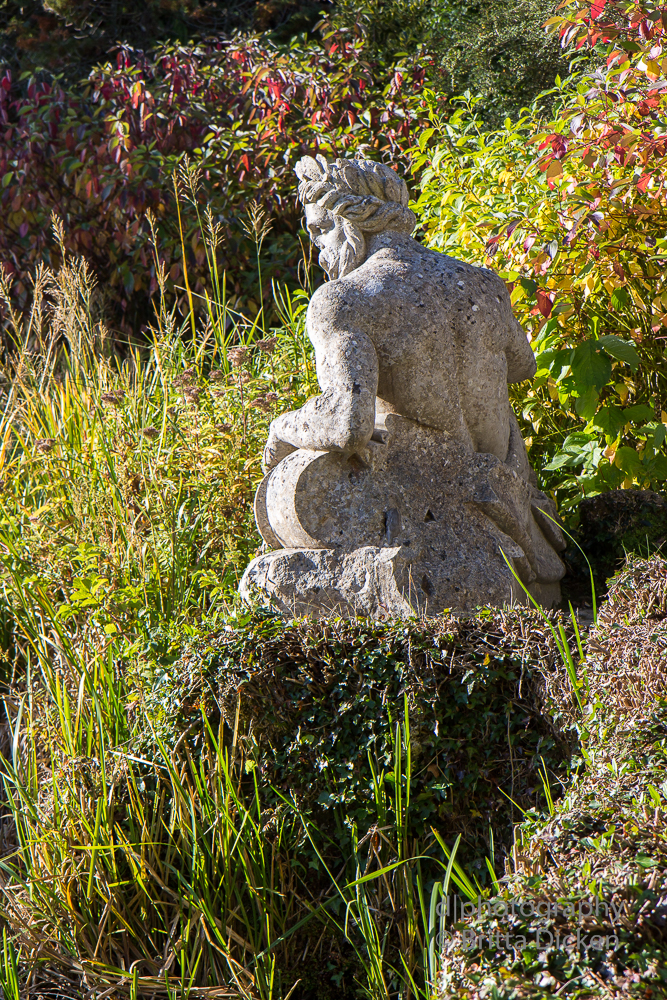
[142,608,574,861]
[414,1,667,508]
[440,555,667,999]
[565,488,667,596]
[330,0,572,123]
[0,596,576,999]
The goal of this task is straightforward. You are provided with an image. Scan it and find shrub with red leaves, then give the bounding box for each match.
[417,0,667,504]
[0,27,430,334]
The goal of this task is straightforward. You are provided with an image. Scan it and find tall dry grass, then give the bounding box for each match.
[0,204,317,643]
[0,199,449,1000]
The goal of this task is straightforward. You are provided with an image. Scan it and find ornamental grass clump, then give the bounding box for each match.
[0,214,318,648]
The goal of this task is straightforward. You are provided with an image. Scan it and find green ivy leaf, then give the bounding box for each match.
[614,446,643,476]
[611,287,629,310]
[575,386,600,421]
[635,855,659,868]
[590,405,625,438]
[544,452,576,470]
[519,277,537,296]
[624,404,655,422]
[535,348,572,379]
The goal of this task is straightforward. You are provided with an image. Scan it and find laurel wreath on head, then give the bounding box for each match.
[295,155,415,233]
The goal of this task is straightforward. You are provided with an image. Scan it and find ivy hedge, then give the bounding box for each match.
[140,607,576,873]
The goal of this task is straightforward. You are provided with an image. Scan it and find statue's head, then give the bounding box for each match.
[295,155,415,279]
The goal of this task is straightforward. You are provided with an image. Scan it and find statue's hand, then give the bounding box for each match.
[262,421,297,474]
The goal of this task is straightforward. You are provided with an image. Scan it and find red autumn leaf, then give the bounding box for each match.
[538,134,558,151]
[638,19,653,41]
[536,288,554,318]
[636,172,652,192]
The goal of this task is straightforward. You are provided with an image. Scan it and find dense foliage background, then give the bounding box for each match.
[415,0,667,505]
[0,2,666,997]
[0,0,569,335]
[2,0,666,508]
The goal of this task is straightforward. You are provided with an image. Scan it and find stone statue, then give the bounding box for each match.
[240,155,566,617]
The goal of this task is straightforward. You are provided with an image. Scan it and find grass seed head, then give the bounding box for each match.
[255,336,278,355]
[34,438,56,453]
[100,390,126,406]
[228,346,250,367]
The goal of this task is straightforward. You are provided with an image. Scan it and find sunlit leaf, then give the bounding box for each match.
[571,342,612,391]
[597,336,640,371]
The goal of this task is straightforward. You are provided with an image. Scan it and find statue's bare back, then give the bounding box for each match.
[265,209,536,474]
[306,233,536,462]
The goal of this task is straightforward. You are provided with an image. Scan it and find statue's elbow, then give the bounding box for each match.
[341,427,373,454]
[331,422,373,454]
[331,395,374,453]
[508,355,537,384]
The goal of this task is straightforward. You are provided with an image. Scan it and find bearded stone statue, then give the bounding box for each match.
[239,155,566,617]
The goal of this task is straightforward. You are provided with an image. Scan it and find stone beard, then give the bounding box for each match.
[240,155,566,617]
[317,218,364,280]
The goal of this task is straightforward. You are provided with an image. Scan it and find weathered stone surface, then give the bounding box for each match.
[240,545,562,618]
[240,412,564,616]
[239,155,567,617]
[240,546,414,618]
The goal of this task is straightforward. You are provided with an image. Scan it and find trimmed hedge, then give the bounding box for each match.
[141,607,576,872]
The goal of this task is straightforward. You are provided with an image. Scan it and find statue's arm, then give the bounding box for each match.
[499,283,537,383]
[263,284,378,472]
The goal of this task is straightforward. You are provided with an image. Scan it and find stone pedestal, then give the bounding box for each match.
[239,413,565,617]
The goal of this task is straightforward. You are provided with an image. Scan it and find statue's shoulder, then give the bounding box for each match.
[366,239,508,295]
[433,250,503,283]
[309,264,390,309]
[436,253,510,302]
[309,278,362,310]
[306,278,369,333]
